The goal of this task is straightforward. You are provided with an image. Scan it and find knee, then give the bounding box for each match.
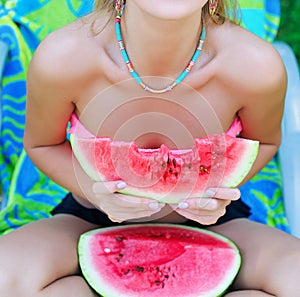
[0,248,35,297]
[268,244,300,296]
[0,265,39,297]
[282,249,300,282]
[0,264,19,297]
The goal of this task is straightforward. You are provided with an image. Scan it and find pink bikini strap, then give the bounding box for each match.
[69,113,243,138]
[226,117,243,137]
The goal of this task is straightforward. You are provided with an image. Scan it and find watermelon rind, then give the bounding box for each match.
[116,138,259,203]
[70,134,102,182]
[78,224,241,297]
[221,138,259,187]
[71,133,259,203]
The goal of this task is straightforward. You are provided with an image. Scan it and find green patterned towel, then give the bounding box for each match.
[0,0,94,234]
[0,0,289,235]
[238,0,280,42]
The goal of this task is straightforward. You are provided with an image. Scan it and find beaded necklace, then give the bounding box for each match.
[115,5,207,94]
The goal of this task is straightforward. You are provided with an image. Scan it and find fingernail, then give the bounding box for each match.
[178,202,189,209]
[92,183,98,193]
[117,182,127,190]
[205,189,216,197]
[149,202,160,210]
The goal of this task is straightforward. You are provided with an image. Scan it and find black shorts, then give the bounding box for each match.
[51,192,250,227]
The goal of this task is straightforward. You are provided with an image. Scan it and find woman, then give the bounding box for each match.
[0,0,299,296]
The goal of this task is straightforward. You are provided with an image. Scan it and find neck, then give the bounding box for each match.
[120,2,204,78]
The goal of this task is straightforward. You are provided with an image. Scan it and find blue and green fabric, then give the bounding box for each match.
[235,0,288,231]
[238,0,281,42]
[0,0,94,234]
[0,0,289,235]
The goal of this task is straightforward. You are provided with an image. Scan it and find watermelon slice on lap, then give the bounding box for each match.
[78,224,241,297]
[71,132,259,203]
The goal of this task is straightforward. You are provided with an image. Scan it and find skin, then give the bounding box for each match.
[1,1,299,296]
[22,0,283,223]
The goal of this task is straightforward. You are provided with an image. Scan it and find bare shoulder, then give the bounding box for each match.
[214,22,287,99]
[209,22,286,145]
[27,17,107,89]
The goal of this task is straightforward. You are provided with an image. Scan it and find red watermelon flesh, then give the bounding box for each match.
[71,131,259,203]
[78,224,241,297]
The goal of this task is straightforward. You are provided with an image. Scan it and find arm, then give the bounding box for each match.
[24,33,90,198]
[24,30,164,222]
[173,33,287,224]
[236,42,287,184]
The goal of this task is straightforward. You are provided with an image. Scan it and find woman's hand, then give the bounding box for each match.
[91,181,165,223]
[170,188,241,225]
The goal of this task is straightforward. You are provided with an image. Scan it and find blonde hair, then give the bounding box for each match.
[93,0,239,25]
[94,0,115,13]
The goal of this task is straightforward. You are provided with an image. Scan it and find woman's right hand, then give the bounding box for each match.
[90,181,166,223]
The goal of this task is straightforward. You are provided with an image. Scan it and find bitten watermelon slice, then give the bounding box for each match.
[70,117,259,203]
[78,224,241,297]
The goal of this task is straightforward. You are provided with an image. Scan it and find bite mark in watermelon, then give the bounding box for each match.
[78,224,241,297]
[70,130,259,203]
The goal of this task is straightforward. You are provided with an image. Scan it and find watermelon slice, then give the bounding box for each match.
[70,127,259,203]
[78,224,241,297]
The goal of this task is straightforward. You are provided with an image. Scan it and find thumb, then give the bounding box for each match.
[205,188,241,201]
[93,180,127,194]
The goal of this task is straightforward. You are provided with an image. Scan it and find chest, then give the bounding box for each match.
[75,79,239,150]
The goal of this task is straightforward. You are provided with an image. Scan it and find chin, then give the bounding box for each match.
[130,0,207,21]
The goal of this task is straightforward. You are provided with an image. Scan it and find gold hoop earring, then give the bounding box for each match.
[209,0,218,15]
[115,0,124,13]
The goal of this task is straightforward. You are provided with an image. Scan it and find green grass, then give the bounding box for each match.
[278,0,300,66]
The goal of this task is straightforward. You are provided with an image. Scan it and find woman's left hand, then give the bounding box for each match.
[170,188,241,225]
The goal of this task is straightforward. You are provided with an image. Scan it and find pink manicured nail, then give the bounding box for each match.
[178,202,189,209]
[149,202,160,210]
[205,189,216,197]
[117,182,127,190]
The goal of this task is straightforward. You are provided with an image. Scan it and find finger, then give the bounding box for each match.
[93,180,127,194]
[107,215,124,223]
[178,198,228,211]
[114,194,165,209]
[172,208,222,225]
[108,208,165,223]
[97,193,166,213]
[205,188,241,200]
[170,197,229,211]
